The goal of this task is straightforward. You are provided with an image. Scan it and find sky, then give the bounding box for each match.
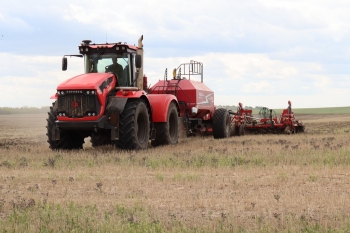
[1,0,350,109]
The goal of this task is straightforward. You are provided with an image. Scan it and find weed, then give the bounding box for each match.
[155,173,164,181]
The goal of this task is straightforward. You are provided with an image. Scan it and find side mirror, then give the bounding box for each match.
[62,57,67,71]
[135,54,142,68]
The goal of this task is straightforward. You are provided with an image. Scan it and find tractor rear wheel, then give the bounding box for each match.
[116,99,150,150]
[151,102,179,147]
[46,103,85,150]
[213,108,230,139]
[91,130,113,147]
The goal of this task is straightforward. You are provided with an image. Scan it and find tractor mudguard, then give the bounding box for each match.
[106,96,128,114]
[115,90,148,98]
[148,94,178,122]
[113,90,150,115]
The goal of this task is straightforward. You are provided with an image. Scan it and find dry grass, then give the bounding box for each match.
[1,113,350,232]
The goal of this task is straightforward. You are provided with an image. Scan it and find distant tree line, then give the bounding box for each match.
[216,105,263,111]
[0,106,49,114]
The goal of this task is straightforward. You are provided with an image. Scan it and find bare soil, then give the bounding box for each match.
[1,113,350,231]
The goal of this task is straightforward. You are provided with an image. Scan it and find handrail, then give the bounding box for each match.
[174,61,203,82]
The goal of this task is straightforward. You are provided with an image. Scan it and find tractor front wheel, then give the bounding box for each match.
[46,103,85,150]
[117,99,150,150]
[213,108,230,139]
[151,102,179,147]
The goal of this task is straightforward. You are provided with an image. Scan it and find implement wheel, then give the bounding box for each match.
[151,102,179,147]
[213,108,230,139]
[117,99,150,150]
[238,124,245,136]
[284,125,291,135]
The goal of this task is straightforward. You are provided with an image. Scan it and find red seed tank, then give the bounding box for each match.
[149,61,215,120]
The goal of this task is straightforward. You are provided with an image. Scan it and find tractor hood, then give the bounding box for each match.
[57,73,115,90]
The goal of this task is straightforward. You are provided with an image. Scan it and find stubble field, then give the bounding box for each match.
[1,113,350,232]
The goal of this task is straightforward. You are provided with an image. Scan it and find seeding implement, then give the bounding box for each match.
[47,36,230,150]
[229,101,305,134]
[228,102,249,136]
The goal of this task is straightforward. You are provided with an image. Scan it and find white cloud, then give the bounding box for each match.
[0,53,83,107]
[0,14,33,32]
[1,0,350,108]
[243,81,275,93]
[0,48,349,108]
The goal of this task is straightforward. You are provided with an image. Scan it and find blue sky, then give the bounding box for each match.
[1,0,350,108]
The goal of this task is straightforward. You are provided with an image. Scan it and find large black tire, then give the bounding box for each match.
[46,103,85,150]
[151,102,178,147]
[91,130,113,147]
[116,99,150,150]
[212,108,230,139]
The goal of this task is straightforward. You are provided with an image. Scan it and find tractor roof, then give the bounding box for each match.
[78,41,138,55]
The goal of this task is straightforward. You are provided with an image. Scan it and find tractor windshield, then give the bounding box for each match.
[85,53,132,86]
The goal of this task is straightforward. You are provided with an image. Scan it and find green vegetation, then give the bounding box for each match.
[1,201,350,232]
[291,106,350,114]
[0,202,167,233]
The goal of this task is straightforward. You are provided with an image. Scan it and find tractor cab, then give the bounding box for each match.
[86,53,131,87]
[62,40,142,88]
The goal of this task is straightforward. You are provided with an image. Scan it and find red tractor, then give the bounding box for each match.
[47,36,231,150]
[243,101,305,134]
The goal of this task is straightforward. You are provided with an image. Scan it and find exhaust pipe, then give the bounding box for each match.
[137,35,144,90]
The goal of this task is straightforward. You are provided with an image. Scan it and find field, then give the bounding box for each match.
[1,113,350,232]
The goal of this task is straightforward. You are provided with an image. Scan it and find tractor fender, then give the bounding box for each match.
[106,96,128,114]
[147,94,179,122]
[115,89,148,99]
[109,91,150,114]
